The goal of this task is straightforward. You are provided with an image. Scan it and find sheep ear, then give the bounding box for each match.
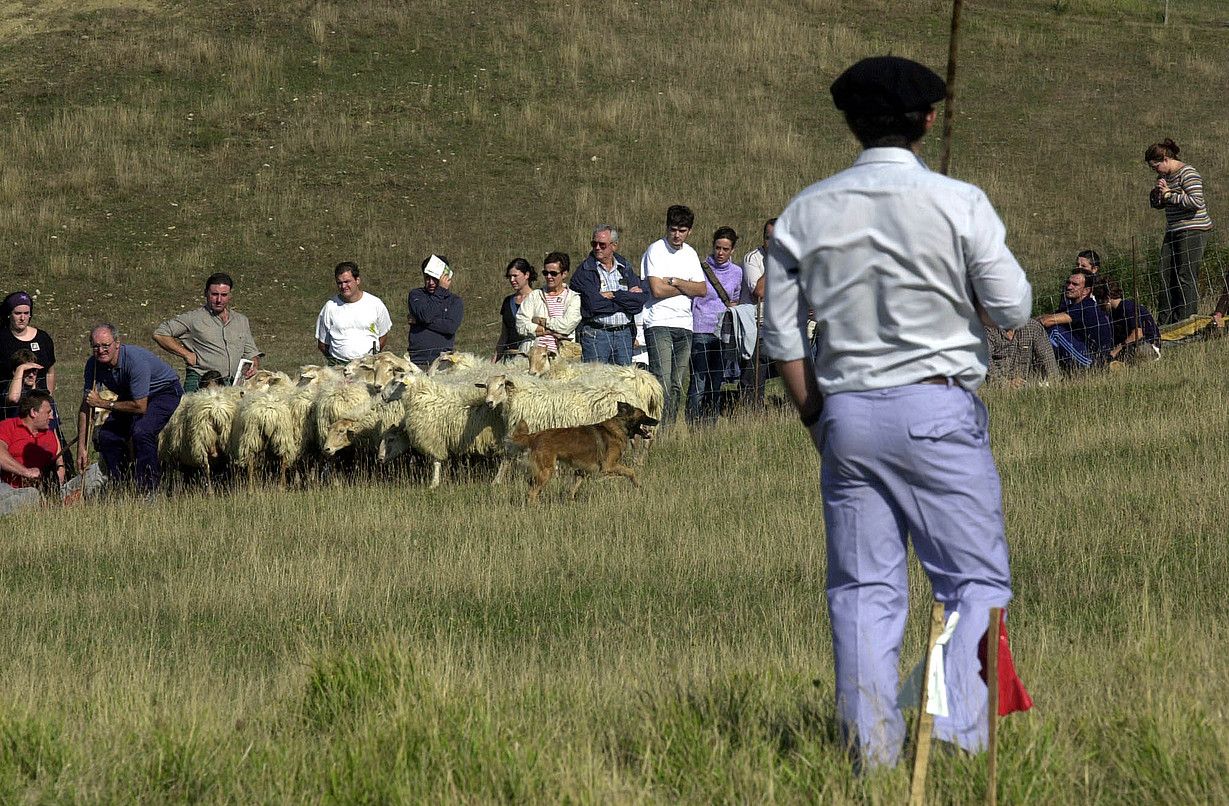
[365,382,382,396]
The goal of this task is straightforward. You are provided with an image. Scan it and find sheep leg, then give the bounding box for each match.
[428,460,443,489]
[492,457,510,486]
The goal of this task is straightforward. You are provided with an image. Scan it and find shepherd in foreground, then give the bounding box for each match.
[762,56,1032,770]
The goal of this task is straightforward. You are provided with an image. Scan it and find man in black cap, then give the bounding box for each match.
[763,56,1033,769]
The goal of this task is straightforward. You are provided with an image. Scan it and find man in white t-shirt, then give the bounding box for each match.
[315,261,392,363]
[640,204,707,424]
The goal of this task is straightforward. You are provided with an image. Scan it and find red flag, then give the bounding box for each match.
[978,609,1034,716]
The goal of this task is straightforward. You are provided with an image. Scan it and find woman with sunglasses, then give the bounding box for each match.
[0,291,56,421]
[1145,138,1214,325]
[494,258,537,361]
[516,252,581,356]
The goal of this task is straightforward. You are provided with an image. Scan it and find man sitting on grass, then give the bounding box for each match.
[0,390,65,514]
[1100,278,1161,364]
[1038,269,1113,371]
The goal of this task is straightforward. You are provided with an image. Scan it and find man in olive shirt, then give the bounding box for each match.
[154,272,262,391]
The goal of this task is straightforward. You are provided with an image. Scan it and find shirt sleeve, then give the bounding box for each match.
[963,190,1033,329]
[315,305,330,344]
[1168,167,1205,212]
[762,237,810,362]
[154,314,190,340]
[126,357,152,400]
[375,300,392,338]
[516,292,541,338]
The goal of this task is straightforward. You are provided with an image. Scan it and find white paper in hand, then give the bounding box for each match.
[423,254,448,279]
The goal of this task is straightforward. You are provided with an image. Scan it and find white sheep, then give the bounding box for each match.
[343,351,418,389]
[227,384,315,485]
[157,385,242,487]
[427,351,483,375]
[378,373,505,488]
[502,362,663,422]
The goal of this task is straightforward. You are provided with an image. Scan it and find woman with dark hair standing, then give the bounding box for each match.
[688,226,743,424]
[0,291,56,421]
[494,258,537,361]
[1146,139,1214,324]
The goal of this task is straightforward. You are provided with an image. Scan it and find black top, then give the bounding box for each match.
[0,328,55,389]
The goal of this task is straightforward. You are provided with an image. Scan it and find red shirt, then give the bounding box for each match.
[0,417,59,487]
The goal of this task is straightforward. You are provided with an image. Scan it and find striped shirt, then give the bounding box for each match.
[536,291,568,353]
[1163,164,1213,233]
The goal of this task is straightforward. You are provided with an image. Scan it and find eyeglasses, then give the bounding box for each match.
[91,342,115,351]
[542,271,563,277]
[591,241,612,248]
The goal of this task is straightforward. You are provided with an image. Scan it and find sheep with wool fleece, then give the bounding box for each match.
[310,379,377,452]
[377,373,505,488]
[542,362,664,419]
[158,385,242,483]
[227,384,315,484]
[482,372,645,434]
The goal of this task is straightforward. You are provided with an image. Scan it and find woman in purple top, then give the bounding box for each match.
[687,227,743,424]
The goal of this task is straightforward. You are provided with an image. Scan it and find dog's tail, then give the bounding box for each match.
[508,419,532,448]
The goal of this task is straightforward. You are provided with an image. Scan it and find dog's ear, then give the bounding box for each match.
[616,400,632,414]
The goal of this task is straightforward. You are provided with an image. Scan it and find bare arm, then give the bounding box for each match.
[1037,312,1071,328]
[776,357,823,424]
[0,441,40,481]
[46,366,56,394]
[85,389,148,416]
[76,404,90,472]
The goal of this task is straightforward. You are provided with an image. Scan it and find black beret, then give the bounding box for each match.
[830,56,946,115]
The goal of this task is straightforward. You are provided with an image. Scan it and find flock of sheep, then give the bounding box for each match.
[149,346,665,491]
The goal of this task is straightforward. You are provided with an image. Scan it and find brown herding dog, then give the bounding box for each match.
[509,401,657,503]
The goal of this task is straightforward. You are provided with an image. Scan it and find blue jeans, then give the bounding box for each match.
[645,326,692,424]
[95,385,183,492]
[686,333,724,424]
[580,325,634,365]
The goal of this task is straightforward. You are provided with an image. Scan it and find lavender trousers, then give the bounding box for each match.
[814,382,1012,768]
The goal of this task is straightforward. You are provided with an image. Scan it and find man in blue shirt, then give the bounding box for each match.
[1100,278,1161,364]
[1038,270,1113,370]
[407,255,464,369]
[76,324,183,493]
[570,224,647,365]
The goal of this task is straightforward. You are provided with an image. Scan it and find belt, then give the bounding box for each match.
[917,375,953,385]
[585,321,632,332]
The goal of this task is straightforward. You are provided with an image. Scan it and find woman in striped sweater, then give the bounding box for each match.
[1146,138,1214,324]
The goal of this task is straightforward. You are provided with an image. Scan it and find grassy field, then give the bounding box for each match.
[3,0,1229,801]
[3,342,1228,802]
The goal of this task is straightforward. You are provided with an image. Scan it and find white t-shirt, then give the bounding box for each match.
[741,246,766,302]
[315,292,393,361]
[639,238,704,331]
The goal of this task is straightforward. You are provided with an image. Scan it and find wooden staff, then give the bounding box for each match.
[909,601,948,806]
[939,0,964,176]
[986,606,1002,806]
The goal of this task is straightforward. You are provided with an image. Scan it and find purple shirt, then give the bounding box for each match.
[692,259,743,335]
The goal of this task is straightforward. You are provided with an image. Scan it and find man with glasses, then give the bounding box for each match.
[76,324,183,495]
[571,225,646,365]
[641,205,707,424]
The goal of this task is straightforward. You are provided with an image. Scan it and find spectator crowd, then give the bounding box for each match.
[0,133,1219,509]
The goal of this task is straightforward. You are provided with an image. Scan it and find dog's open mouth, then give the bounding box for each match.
[637,423,656,439]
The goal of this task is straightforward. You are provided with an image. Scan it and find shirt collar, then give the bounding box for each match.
[854,147,927,168]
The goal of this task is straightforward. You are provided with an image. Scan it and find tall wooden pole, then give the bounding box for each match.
[939,0,964,176]
[986,607,1002,806]
[909,601,948,806]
